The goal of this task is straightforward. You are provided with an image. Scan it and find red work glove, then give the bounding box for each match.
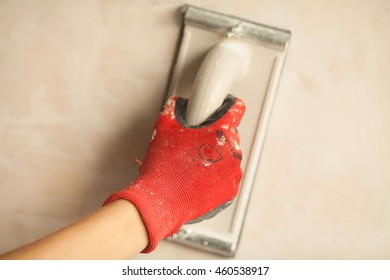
[103,95,246,252]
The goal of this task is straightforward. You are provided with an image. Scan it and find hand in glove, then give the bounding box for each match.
[103,95,246,252]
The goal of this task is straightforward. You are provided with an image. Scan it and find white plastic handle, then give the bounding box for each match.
[186,39,250,125]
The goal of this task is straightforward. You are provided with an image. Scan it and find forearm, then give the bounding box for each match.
[0,200,148,260]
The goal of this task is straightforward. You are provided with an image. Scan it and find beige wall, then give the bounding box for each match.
[0,0,389,259]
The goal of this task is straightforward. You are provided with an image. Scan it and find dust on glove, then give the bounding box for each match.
[103,95,246,252]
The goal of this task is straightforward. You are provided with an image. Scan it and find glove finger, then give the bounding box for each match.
[212,95,246,130]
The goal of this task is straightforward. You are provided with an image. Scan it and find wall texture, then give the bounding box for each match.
[0,0,389,259]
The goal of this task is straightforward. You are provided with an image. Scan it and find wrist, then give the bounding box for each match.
[103,160,197,252]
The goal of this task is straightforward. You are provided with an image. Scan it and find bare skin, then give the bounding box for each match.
[0,200,148,260]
